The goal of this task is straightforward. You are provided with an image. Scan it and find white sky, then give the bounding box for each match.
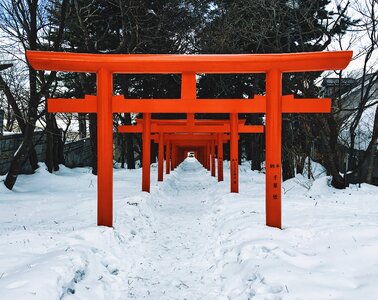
[327,0,378,75]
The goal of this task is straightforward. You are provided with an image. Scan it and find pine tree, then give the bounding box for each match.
[197,0,354,184]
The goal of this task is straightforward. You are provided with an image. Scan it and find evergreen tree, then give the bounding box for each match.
[47,0,208,170]
[197,0,354,184]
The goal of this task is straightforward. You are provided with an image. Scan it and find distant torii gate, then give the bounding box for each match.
[27,50,352,229]
[168,137,217,171]
[152,133,231,181]
[119,116,264,192]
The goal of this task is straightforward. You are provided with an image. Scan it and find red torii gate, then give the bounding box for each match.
[152,133,229,180]
[169,138,217,170]
[26,50,352,229]
[119,116,264,192]
[153,133,231,180]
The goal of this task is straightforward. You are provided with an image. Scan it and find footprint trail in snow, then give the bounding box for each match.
[122,158,221,299]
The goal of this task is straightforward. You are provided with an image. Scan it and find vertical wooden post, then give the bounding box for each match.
[218,134,224,182]
[166,140,171,174]
[230,113,239,193]
[211,140,216,177]
[142,113,151,192]
[265,69,282,229]
[187,113,195,126]
[158,133,164,181]
[97,69,113,227]
[206,143,210,171]
[182,73,196,101]
[171,145,176,170]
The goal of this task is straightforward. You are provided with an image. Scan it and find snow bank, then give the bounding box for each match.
[0,227,126,299]
[0,164,156,299]
[213,162,378,299]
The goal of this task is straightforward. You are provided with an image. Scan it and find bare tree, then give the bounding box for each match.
[0,0,68,189]
[314,0,378,187]
[349,0,378,184]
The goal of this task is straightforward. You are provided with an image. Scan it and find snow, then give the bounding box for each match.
[0,159,377,299]
[2,131,16,136]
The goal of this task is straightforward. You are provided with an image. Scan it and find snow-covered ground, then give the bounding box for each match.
[0,158,377,299]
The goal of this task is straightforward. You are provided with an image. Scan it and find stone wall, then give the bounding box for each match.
[0,130,93,175]
[0,131,46,175]
[64,138,92,168]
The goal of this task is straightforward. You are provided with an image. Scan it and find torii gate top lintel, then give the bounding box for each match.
[26,50,352,73]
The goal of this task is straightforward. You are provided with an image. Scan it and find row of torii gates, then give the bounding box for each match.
[27,50,352,229]
[118,115,264,192]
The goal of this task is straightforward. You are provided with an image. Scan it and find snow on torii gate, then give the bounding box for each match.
[26,50,352,229]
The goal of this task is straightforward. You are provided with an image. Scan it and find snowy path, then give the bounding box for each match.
[120,158,221,299]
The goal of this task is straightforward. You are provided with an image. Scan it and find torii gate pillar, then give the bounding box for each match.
[211,140,216,177]
[166,140,171,174]
[171,145,176,170]
[230,113,239,193]
[142,113,151,192]
[97,69,113,227]
[206,143,211,171]
[158,133,164,181]
[265,70,282,228]
[217,134,224,182]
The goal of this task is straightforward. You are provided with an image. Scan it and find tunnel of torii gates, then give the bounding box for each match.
[26,50,352,229]
[118,116,264,192]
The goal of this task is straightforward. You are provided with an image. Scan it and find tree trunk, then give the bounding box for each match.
[4,67,39,189]
[250,134,263,171]
[318,116,345,189]
[364,106,378,184]
[120,134,126,168]
[282,155,295,181]
[0,74,39,171]
[126,132,135,169]
[57,128,65,165]
[53,120,63,170]
[3,0,40,190]
[296,155,306,175]
[78,113,87,138]
[366,149,376,184]
[224,141,230,161]
[119,75,136,169]
[282,120,295,180]
[46,114,54,173]
[45,113,62,172]
[238,136,242,165]
[120,113,136,169]
[150,141,157,163]
[89,113,97,175]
